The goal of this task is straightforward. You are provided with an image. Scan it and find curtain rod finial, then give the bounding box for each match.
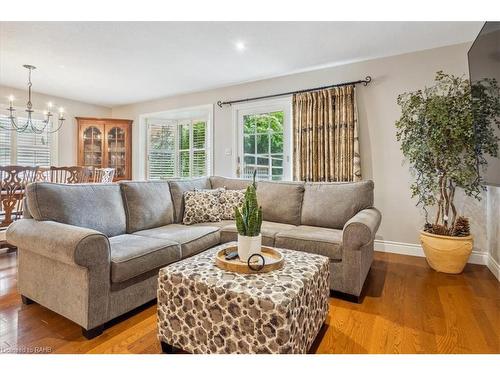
[217,101,223,108]
[364,76,372,86]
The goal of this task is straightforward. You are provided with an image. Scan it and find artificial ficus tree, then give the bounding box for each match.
[395,71,500,236]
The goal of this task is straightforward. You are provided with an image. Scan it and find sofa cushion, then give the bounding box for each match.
[183,189,222,225]
[120,181,174,233]
[275,225,342,260]
[190,220,235,229]
[256,181,305,225]
[300,180,374,229]
[109,234,180,283]
[168,178,211,223]
[220,220,296,247]
[26,182,126,237]
[210,176,252,190]
[219,189,246,220]
[133,224,220,258]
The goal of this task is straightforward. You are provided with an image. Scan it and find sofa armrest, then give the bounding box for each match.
[6,219,110,267]
[22,198,32,219]
[342,208,381,250]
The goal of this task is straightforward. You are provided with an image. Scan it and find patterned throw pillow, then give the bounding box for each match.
[219,189,246,220]
[183,189,223,225]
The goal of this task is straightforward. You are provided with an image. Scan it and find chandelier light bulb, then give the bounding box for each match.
[8,95,14,105]
[48,102,53,109]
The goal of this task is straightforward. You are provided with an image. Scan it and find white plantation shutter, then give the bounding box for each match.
[178,122,191,177]
[17,122,52,166]
[147,118,209,179]
[148,122,176,180]
[0,118,12,165]
[192,121,206,177]
[0,116,54,166]
[192,150,206,177]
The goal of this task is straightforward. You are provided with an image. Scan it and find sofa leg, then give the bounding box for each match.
[330,290,361,304]
[82,325,104,340]
[160,341,175,354]
[21,295,34,305]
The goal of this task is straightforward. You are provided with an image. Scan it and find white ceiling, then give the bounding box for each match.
[0,22,483,107]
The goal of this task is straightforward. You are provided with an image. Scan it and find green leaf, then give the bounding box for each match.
[395,71,500,228]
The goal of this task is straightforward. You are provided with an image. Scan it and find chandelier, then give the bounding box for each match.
[3,65,65,134]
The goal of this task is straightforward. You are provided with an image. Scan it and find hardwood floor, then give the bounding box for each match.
[0,249,498,354]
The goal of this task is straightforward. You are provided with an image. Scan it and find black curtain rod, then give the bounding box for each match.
[217,76,371,107]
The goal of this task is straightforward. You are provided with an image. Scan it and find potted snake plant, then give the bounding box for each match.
[396,71,500,274]
[234,170,263,262]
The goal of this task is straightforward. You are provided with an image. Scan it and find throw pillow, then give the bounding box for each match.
[219,189,246,220]
[183,189,223,225]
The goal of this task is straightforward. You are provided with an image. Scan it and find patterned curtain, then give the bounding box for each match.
[293,85,361,182]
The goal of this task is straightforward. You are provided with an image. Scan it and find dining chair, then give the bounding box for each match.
[91,167,115,183]
[35,166,51,182]
[49,166,91,184]
[0,165,38,228]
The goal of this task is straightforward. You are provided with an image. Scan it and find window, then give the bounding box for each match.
[0,116,55,166]
[235,99,292,181]
[148,122,176,180]
[242,111,285,180]
[147,118,210,179]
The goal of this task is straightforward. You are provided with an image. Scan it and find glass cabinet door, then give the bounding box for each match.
[106,126,126,179]
[82,126,103,168]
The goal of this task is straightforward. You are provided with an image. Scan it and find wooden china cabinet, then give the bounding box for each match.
[76,117,133,181]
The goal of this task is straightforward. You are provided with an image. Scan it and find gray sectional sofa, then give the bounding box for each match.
[7,176,381,339]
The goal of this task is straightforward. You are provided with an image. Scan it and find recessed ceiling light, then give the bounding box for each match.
[235,41,246,52]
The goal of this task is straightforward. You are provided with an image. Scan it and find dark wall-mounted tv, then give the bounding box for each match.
[468,21,500,187]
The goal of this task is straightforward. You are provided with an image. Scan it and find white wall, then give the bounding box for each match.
[0,85,111,166]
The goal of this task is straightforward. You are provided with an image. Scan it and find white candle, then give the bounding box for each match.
[58,107,64,119]
[8,95,14,107]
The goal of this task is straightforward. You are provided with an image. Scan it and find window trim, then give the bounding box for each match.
[143,104,213,179]
[232,97,292,180]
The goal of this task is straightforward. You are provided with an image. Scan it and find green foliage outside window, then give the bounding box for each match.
[243,111,284,180]
[179,123,190,150]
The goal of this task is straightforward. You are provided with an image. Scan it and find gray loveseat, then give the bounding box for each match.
[7,176,381,339]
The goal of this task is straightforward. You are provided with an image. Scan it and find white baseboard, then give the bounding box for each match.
[374,239,490,267]
[486,254,500,281]
[374,240,423,258]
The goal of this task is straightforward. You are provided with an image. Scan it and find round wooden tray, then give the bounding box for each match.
[215,246,285,274]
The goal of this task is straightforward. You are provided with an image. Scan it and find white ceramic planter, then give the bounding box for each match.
[237,234,262,262]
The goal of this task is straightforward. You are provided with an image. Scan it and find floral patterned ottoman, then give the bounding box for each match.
[157,242,330,354]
